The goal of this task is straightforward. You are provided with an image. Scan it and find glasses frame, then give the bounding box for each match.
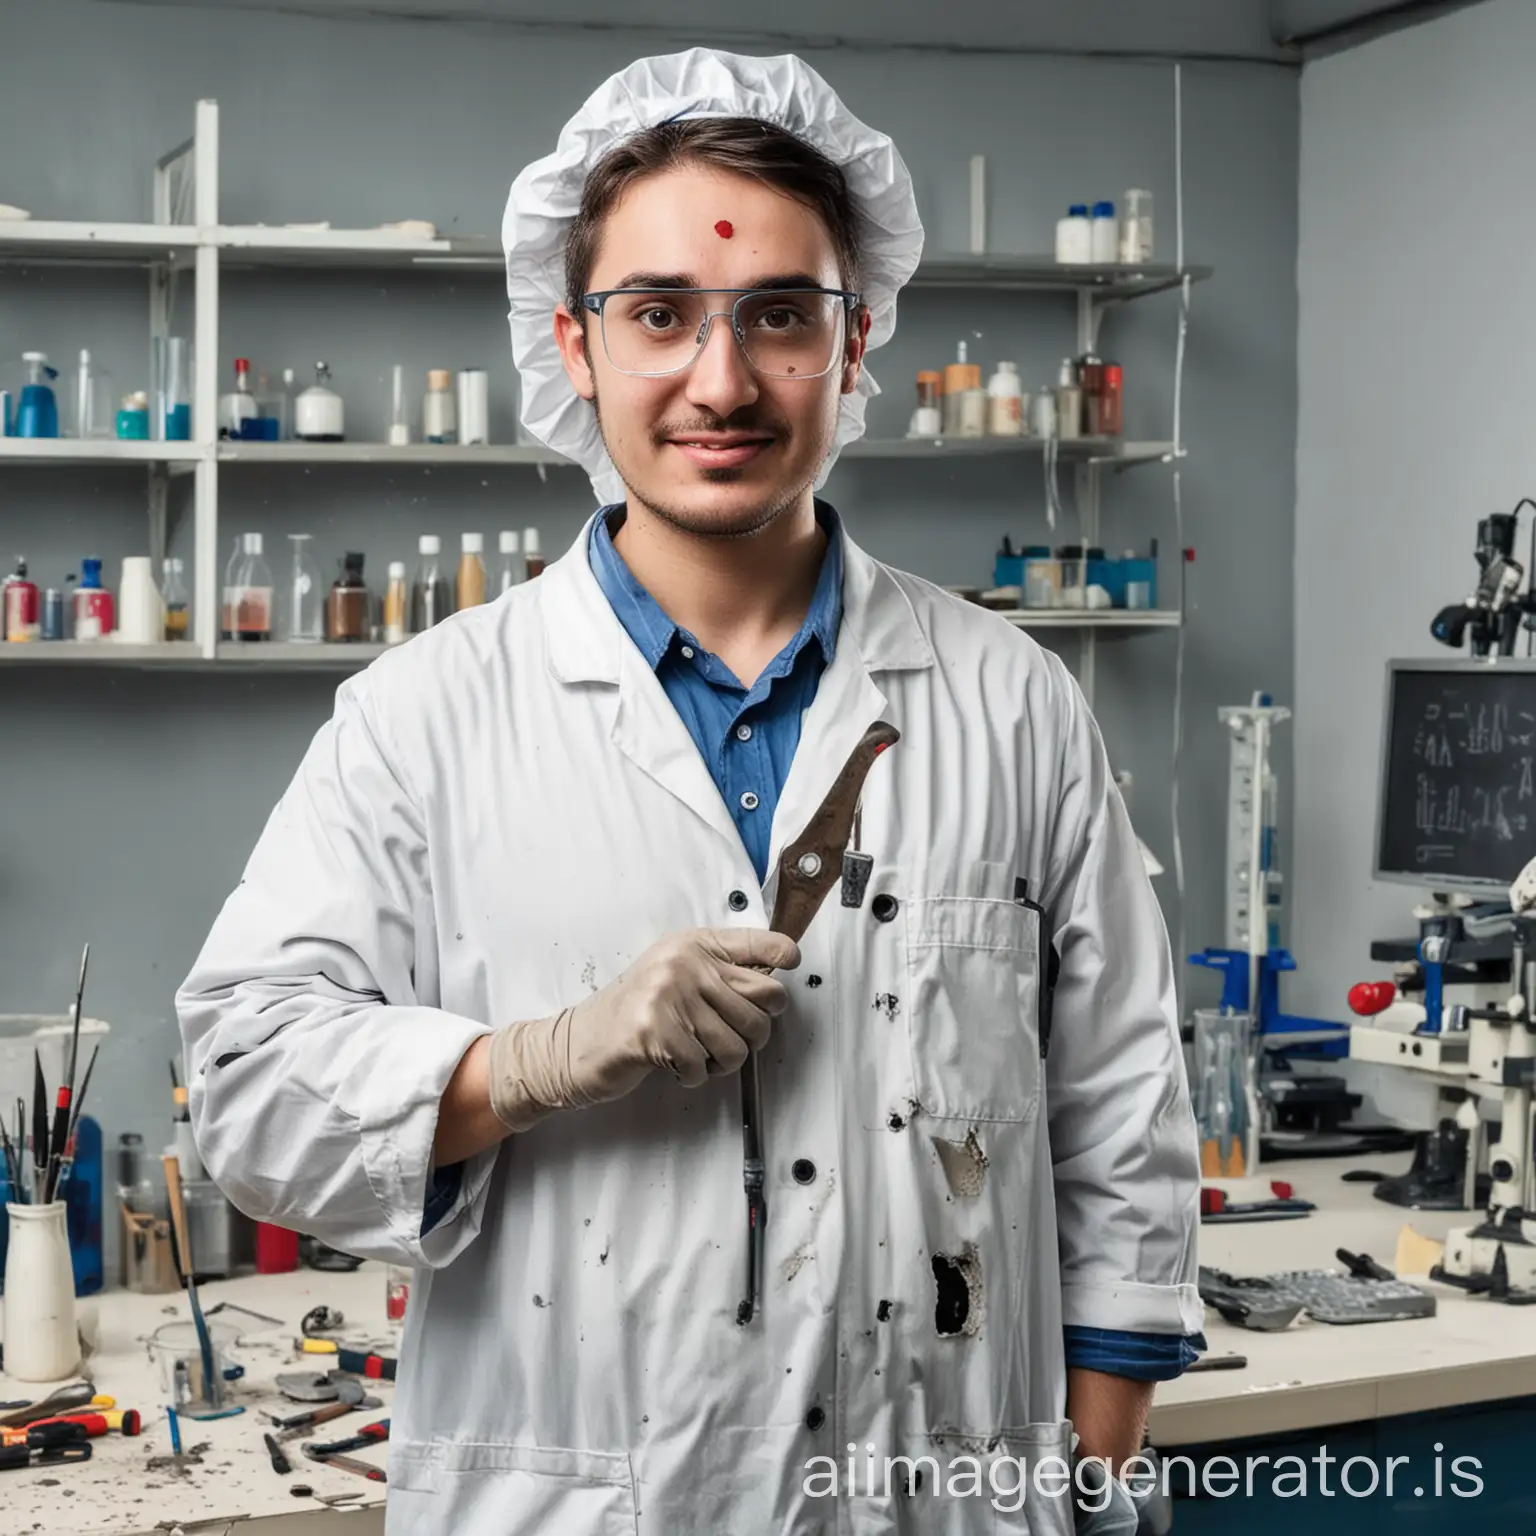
[579,286,863,380]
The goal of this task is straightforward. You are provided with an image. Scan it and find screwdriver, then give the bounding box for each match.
[307,1419,389,1457]
[12,1410,140,1441]
[308,1449,386,1483]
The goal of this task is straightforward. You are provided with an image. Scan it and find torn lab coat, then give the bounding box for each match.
[177,516,1201,1536]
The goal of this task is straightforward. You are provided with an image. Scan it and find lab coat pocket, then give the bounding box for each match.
[995,1420,1078,1536]
[388,1438,637,1535]
[906,896,1042,1123]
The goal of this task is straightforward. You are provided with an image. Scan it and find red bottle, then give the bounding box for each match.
[3,556,39,642]
[72,556,115,640]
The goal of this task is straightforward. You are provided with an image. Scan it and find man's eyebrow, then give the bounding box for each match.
[603,272,835,292]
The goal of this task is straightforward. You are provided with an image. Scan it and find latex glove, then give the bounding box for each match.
[487,927,800,1131]
[1074,1470,1142,1536]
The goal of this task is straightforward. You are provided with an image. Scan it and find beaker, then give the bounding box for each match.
[284,534,324,644]
[1192,1009,1256,1176]
[153,336,192,441]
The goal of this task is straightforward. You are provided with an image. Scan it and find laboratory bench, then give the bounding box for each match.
[2,1153,1530,1533]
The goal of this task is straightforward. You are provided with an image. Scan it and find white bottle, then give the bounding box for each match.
[1090,201,1119,264]
[1055,358,1083,442]
[423,369,457,444]
[388,363,410,447]
[1055,204,1092,265]
[986,362,1024,437]
[219,358,259,439]
[496,530,523,594]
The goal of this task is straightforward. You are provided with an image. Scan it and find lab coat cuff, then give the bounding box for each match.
[353,1013,498,1268]
[1060,1279,1205,1337]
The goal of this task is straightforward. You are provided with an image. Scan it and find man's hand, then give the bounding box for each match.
[486,927,800,1131]
[1067,1367,1154,1473]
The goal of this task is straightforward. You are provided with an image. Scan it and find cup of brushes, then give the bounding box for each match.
[1,946,99,1382]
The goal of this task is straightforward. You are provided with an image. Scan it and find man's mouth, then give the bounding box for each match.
[664,432,776,469]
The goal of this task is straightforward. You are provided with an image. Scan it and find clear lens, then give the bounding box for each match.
[599,290,846,378]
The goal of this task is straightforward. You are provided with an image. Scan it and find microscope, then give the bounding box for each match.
[1430,509,1536,658]
[1433,853,1536,1301]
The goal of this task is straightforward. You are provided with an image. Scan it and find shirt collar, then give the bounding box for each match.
[588,502,844,674]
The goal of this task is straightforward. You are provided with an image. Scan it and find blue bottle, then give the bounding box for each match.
[14,352,60,438]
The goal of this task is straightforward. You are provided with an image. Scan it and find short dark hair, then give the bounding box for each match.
[564,116,862,314]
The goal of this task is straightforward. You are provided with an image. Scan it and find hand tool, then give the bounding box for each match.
[0,1384,110,1429]
[296,1339,396,1380]
[1,1420,88,1449]
[306,1448,386,1482]
[306,1419,389,1457]
[1186,1354,1248,1373]
[736,720,900,1326]
[268,1399,358,1432]
[162,1152,221,1409]
[43,943,89,1202]
[264,1431,294,1474]
[1335,1247,1395,1281]
[23,1409,140,1439]
[1200,1188,1315,1219]
[0,1439,91,1470]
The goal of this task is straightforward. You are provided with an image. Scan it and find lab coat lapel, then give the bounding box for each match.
[764,528,933,884]
[541,513,744,853]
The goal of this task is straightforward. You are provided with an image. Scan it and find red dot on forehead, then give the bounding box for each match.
[714,220,734,239]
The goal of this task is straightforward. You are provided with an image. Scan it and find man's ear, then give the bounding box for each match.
[554,304,597,401]
[841,306,872,396]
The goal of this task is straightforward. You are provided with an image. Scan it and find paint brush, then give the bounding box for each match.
[44,945,89,1203]
[31,1053,47,1202]
[54,1042,102,1196]
[162,1153,221,1410]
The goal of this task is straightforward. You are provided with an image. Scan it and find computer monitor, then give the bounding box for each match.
[1375,658,1536,893]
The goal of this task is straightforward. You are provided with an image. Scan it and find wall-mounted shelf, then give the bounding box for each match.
[1,98,1206,708]
[1002,608,1181,632]
[0,642,203,667]
[216,641,387,666]
[0,438,206,465]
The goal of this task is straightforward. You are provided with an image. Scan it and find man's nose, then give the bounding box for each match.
[684,313,760,419]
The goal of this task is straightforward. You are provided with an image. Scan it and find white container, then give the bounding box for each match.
[423,370,456,444]
[3,1202,81,1381]
[1119,189,1154,264]
[1031,389,1058,439]
[115,555,163,644]
[985,362,1024,437]
[1055,204,1092,264]
[956,387,987,439]
[388,363,410,447]
[294,363,344,441]
[1090,201,1119,263]
[457,369,489,446]
[1055,358,1083,442]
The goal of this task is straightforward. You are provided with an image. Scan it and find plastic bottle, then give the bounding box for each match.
[495,530,522,594]
[411,535,449,632]
[1090,201,1119,264]
[908,372,942,438]
[986,362,1024,437]
[388,364,410,447]
[524,528,545,581]
[943,342,984,438]
[73,557,116,642]
[162,557,190,641]
[15,353,60,439]
[1054,205,1092,265]
[3,556,40,642]
[423,370,457,444]
[221,533,273,643]
[1055,358,1083,442]
[457,532,486,610]
[1100,363,1125,437]
[383,561,408,644]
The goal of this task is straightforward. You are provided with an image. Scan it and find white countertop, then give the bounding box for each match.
[1,1153,1526,1530]
[2,1266,392,1535]
[1150,1151,1534,1446]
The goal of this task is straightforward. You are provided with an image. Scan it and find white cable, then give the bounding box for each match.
[1170,64,1190,1019]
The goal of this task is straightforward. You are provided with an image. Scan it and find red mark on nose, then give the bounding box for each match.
[715,220,734,239]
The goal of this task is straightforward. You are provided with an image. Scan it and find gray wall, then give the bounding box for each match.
[1293,0,1531,1115]
[0,0,1298,1191]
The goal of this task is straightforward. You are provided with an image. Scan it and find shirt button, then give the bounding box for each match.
[871,893,900,923]
[792,1158,817,1185]
[728,889,749,912]
[736,724,753,742]
[740,791,760,812]
[680,645,695,660]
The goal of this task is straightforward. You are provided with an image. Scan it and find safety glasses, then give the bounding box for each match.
[580,287,861,380]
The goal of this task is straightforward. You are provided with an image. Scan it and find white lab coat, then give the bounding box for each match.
[178,516,1201,1536]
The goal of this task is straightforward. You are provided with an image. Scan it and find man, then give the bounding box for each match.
[179,49,1201,1536]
